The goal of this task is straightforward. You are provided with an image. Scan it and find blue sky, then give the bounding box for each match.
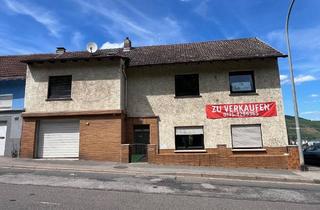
[0,0,319,120]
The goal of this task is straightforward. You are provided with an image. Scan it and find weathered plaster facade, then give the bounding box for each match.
[25,60,123,113]
[127,58,288,149]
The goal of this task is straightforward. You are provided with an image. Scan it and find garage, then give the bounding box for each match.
[37,120,80,158]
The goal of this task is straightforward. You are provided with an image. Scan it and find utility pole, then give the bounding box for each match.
[285,0,307,171]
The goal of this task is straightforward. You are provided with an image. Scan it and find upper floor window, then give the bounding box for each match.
[47,75,72,100]
[0,94,13,110]
[229,71,255,93]
[175,74,199,97]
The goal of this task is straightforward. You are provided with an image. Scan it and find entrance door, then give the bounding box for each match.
[0,122,7,156]
[131,125,150,162]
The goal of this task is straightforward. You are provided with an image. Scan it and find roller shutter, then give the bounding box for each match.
[38,120,80,158]
[231,125,262,148]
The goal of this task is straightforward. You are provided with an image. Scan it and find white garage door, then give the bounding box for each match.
[38,120,80,158]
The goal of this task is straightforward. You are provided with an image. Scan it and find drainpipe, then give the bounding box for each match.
[120,59,128,112]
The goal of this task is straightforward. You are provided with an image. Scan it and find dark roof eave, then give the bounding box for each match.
[128,54,288,68]
[21,55,128,64]
[0,76,25,81]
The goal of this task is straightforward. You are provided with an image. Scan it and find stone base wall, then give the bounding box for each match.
[147,144,300,170]
[20,112,300,170]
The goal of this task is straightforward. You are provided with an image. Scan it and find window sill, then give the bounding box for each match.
[232,148,266,152]
[46,98,72,101]
[174,149,207,153]
[174,95,202,99]
[229,92,258,96]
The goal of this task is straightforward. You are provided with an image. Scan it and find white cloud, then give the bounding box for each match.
[302,111,320,114]
[194,0,209,18]
[310,94,319,98]
[281,74,317,85]
[73,0,185,46]
[4,0,61,37]
[280,74,288,81]
[266,26,320,81]
[71,32,84,50]
[0,36,40,54]
[301,111,320,120]
[100,42,123,49]
[266,26,320,52]
[294,75,317,84]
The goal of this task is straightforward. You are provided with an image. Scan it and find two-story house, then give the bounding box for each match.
[0,56,27,157]
[19,38,300,169]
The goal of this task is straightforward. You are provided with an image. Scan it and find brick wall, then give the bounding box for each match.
[120,144,130,163]
[20,111,125,161]
[20,118,37,158]
[79,115,124,162]
[287,146,300,170]
[126,117,159,145]
[148,144,300,169]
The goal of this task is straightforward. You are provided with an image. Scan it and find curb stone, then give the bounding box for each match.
[0,163,317,185]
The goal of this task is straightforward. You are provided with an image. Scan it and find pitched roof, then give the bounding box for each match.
[0,55,28,79]
[123,38,286,67]
[0,54,52,79]
[0,38,286,78]
[20,50,124,63]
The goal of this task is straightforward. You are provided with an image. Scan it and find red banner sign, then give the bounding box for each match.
[206,102,277,119]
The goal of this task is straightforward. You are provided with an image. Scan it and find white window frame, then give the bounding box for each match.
[0,94,13,110]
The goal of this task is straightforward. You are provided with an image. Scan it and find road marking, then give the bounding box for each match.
[201,183,216,189]
[39,201,60,206]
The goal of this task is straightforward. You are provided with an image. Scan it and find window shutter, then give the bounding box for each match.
[176,127,203,135]
[48,76,72,98]
[232,125,262,148]
[0,94,13,110]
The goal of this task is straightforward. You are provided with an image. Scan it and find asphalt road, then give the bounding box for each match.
[0,167,320,210]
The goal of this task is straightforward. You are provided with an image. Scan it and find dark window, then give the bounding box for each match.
[48,75,72,99]
[175,74,199,97]
[175,127,204,150]
[133,125,150,144]
[229,71,255,93]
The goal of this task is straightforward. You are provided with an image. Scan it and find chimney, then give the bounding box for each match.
[123,37,131,52]
[56,47,66,55]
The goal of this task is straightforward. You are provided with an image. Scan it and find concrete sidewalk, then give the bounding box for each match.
[0,157,319,184]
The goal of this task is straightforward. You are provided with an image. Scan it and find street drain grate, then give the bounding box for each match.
[113,165,128,169]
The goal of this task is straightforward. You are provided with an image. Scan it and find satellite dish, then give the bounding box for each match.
[86,42,98,53]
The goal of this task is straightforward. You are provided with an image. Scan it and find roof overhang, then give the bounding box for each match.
[0,76,25,81]
[128,54,288,68]
[21,55,129,65]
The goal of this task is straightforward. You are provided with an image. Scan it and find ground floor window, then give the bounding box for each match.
[231,124,262,148]
[175,126,204,150]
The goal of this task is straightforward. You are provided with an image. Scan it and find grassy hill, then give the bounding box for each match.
[285,115,320,141]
